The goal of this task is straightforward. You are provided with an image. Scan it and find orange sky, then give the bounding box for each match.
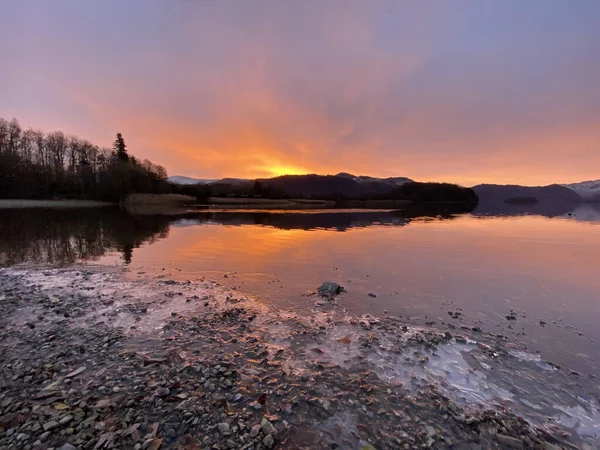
[1,1,599,186]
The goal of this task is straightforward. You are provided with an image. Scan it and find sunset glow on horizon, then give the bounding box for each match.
[1,1,599,186]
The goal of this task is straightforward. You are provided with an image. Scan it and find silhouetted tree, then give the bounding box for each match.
[113,132,129,162]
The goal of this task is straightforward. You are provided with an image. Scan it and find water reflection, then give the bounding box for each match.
[474,199,600,221]
[1,205,600,375]
[0,208,171,266]
[0,206,469,266]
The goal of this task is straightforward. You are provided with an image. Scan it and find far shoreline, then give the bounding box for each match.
[0,199,115,209]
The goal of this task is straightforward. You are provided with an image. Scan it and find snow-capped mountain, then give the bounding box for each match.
[169,173,413,187]
[562,180,600,199]
[335,172,413,186]
[167,176,217,185]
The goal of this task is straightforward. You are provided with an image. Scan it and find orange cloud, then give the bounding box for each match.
[1,1,599,186]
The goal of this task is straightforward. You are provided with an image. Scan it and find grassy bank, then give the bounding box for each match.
[208,197,335,207]
[122,193,196,206]
[0,199,114,209]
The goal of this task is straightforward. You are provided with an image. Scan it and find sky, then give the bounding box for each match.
[1,0,599,186]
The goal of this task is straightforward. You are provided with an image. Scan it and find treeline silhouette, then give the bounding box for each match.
[383,182,479,203]
[210,176,478,203]
[0,117,193,202]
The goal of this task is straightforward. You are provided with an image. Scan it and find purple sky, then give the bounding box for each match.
[1,0,599,185]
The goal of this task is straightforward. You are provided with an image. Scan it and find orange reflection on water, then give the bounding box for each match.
[120,214,600,300]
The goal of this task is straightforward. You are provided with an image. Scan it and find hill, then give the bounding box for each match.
[472,184,581,203]
[167,176,217,185]
[562,180,600,201]
[169,172,415,200]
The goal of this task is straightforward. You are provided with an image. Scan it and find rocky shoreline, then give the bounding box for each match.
[0,267,596,450]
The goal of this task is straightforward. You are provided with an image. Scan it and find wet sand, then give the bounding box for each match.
[0,266,598,449]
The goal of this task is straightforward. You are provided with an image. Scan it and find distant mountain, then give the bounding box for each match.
[169,172,414,198]
[473,183,582,203]
[335,172,412,186]
[254,173,414,199]
[167,176,217,185]
[562,180,600,200]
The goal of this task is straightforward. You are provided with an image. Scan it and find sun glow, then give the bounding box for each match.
[264,164,309,177]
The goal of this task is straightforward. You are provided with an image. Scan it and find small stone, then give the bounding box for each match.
[250,424,261,437]
[60,444,78,450]
[542,443,562,450]
[496,434,523,449]
[65,366,86,378]
[60,415,73,426]
[217,422,231,436]
[40,431,51,441]
[261,418,278,436]
[43,420,59,431]
[317,281,342,296]
[263,434,275,448]
[17,433,30,441]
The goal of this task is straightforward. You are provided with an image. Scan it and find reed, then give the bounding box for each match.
[122,193,195,205]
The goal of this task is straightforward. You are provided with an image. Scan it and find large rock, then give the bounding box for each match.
[317,282,343,296]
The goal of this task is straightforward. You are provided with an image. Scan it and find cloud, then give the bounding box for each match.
[1,0,599,185]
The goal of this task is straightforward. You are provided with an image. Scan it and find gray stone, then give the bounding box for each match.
[40,431,51,441]
[59,415,73,426]
[263,434,275,448]
[60,444,78,450]
[260,418,278,436]
[317,282,342,296]
[250,424,261,437]
[43,420,59,431]
[495,434,523,449]
[542,443,562,450]
[217,422,231,436]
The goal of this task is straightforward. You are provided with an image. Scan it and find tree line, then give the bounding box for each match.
[0,117,175,202]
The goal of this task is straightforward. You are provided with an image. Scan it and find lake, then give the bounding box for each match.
[1,204,599,377]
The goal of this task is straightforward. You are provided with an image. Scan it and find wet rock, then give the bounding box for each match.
[317,282,343,296]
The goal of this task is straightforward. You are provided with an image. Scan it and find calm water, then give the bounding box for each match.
[1,205,599,374]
